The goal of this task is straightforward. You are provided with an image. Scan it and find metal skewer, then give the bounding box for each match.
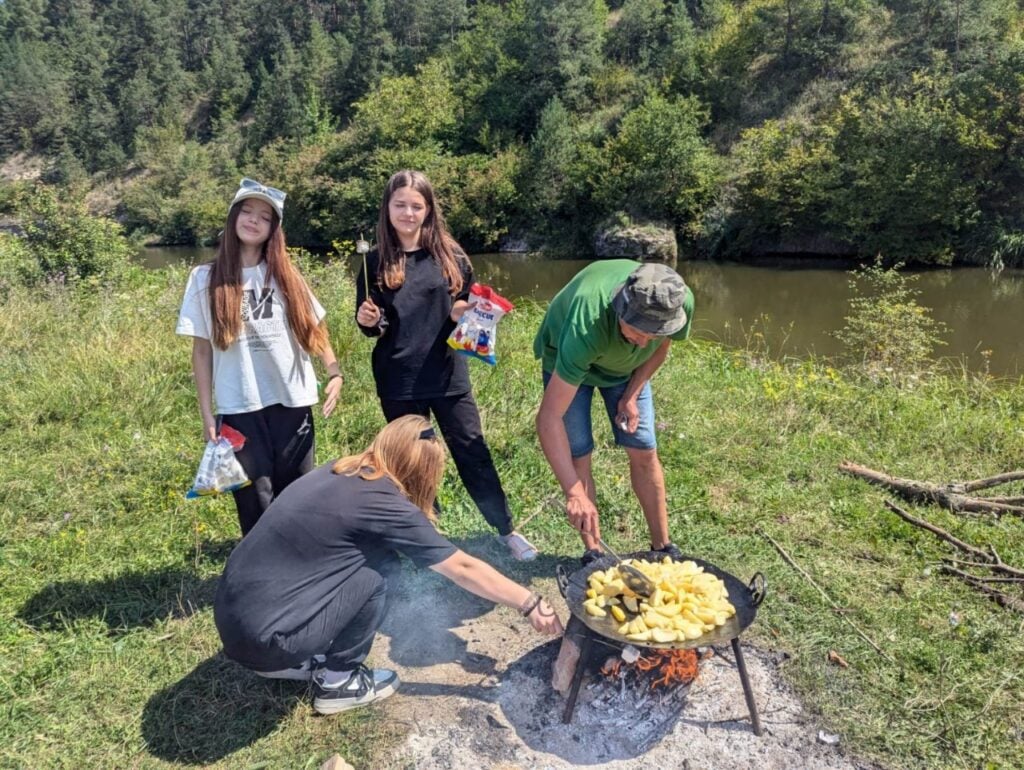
[356,232,370,300]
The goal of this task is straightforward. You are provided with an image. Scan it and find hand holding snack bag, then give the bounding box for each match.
[186,425,251,498]
[447,283,513,366]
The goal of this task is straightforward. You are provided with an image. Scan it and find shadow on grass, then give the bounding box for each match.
[141,653,305,765]
[16,538,235,633]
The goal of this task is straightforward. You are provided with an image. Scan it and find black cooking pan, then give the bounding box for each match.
[555,551,766,650]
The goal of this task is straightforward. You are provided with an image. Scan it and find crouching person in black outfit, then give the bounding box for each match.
[213,415,564,715]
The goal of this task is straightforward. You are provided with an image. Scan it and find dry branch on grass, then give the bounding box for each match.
[758,528,895,662]
[839,460,1024,612]
[883,501,1024,615]
[838,462,1024,517]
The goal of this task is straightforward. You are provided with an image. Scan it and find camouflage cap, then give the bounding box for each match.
[611,262,688,336]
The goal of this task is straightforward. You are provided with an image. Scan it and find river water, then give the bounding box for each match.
[143,247,1024,378]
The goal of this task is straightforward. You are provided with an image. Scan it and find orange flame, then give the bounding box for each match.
[601,649,707,690]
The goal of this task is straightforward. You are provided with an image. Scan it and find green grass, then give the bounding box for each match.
[2,263,1023,768]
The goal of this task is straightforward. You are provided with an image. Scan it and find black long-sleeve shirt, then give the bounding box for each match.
[355,248,473,400]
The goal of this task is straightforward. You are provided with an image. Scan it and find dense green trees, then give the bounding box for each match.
[0,0,1021,263]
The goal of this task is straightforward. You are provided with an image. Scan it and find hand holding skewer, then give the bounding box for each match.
[355,232,381,327]
[357,298,381,326]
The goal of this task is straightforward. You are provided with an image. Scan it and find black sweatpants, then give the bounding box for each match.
[380,392,514,535]
[218,551,401,673]
[221,404,315,536]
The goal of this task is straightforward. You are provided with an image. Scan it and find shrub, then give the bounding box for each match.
[0,232,42,295]
[122,123,238,244]
[834,261,947,382]
[3,186,135,286]
[595,92,720,238]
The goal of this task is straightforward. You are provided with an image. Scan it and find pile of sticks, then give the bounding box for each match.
[839,462,1024,614]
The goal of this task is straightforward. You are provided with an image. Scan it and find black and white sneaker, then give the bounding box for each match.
[652,542,684,562]
[253,655,326,682]
[312,664,400,715]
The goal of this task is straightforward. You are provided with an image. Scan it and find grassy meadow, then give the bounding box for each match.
[2,261,1023,769]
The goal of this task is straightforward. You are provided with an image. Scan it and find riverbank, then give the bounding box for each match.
[136,246,1024,377]
[2,265,1023,768]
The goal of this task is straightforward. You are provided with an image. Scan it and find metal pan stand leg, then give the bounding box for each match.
[561,632,592,724]
[731,637,764,736]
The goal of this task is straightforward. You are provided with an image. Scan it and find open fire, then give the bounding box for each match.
[554,553,766,734]
[599,648,709,691]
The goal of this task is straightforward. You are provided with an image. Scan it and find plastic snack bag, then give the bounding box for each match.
[447,283,514,366]
[186,425,250,498]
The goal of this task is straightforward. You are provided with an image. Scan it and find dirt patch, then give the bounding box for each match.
[370,548,880,770]
[0,151,44,182]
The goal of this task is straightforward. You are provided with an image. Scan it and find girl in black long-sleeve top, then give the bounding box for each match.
[354,170,537,561]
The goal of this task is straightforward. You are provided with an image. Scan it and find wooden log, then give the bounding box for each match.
[551,621,583,695]
[838,462,1024,517]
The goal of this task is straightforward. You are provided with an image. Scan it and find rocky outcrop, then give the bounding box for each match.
[594,220,677,262]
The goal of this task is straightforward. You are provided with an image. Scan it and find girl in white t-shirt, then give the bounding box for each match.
[177,178,343,535]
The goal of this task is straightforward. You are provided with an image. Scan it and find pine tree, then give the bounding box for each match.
[60,0,123,170]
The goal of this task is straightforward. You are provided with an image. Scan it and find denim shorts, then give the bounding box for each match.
[542,371,657,458]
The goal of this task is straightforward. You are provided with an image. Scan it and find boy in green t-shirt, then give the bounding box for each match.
[534,260,694,564]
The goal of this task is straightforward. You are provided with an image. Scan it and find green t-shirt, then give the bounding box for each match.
[533,260,694,387]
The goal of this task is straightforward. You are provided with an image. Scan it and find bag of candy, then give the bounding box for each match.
[447,283,514,366]
[186,425,250,498]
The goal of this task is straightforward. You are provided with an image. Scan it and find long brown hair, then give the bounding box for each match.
[375,169,467,295]
[207,203,328,353]
[332,415,446,520]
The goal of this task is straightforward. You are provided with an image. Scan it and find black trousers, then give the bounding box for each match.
[380,392,514,535]
[221,404,315,536]
[218,551,401,673]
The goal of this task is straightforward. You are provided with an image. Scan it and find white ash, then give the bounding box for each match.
[368,558,881,769]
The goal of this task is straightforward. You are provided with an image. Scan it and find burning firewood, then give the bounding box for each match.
[601,649,706,691]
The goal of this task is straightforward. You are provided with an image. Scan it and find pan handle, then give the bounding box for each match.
[748,572,767,607]
[555,564,571,598]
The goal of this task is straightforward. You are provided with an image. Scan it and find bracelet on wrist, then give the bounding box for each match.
[327,372,343,383]
[519,592,543,617]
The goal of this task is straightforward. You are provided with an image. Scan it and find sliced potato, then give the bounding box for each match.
[583,599,607,618]
[651,627,678,643]
[587,556,737,641]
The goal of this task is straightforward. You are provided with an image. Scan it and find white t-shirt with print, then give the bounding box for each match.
[176,263,326,415]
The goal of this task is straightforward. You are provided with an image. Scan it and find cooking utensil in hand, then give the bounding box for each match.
[596,537,656,597]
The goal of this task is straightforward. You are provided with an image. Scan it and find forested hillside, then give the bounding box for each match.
[1,1,1022,263]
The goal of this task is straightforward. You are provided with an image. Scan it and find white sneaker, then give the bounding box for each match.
[501,532,538,561]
